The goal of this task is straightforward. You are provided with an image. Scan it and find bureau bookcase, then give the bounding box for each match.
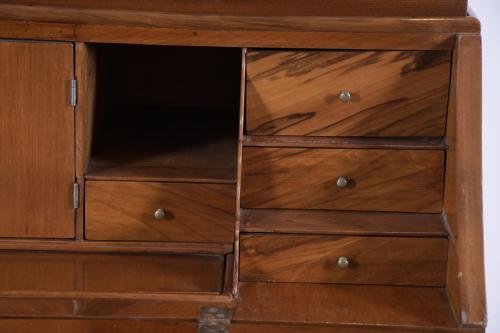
[0,1,485,332]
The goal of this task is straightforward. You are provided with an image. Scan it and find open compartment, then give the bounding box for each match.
[83,44,242,183]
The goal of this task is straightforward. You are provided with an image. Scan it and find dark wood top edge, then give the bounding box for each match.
[0,239,233,255]
[243,136,448,150]
[0,4,480,33]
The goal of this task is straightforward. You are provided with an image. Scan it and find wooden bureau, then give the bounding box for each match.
[0,1,485,332]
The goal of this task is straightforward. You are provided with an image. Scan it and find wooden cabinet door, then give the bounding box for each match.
[0,41,75,238]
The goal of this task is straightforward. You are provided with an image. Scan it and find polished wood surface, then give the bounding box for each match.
[246,50,451,137]
[86,181,235,243]
[0,19,461,51]
[443,34,486,326]
[244,135,447,150]
[0,251,224,294]
[0,293,231,319]
[241,148,445,213]
[0,239,232,255]
[0,319,198,333]
[83,253,224,294]
[0,1,469,17]
[240,234,447,286]
[0,40,75,238]
[231,324,484,333]
[241,209,447,237]
[234,282,457,327]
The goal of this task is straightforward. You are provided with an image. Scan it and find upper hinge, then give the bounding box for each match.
[198,307,231,333]
[73,183,80,209]
[70,79,77,106]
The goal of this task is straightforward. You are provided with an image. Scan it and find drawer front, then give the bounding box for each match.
[85,181,236,243]
[241,148,444,213]
[240,234,448,286]
[246,50,451,137]
[84,253,224,293]
[0,251,224,294]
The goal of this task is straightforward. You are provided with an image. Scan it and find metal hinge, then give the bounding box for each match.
[198,307,231,333]
[73,183,80,209]
[70,79,77,106]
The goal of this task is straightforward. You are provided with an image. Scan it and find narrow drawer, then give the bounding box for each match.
[246,50,451,137]
[241,148,444,213]
[84,253,224,294]
[240,234,448,286]
[0,251,224,294]
[85,181,236,243]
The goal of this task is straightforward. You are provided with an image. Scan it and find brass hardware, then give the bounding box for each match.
[154,208,167,220]
[336,176,349,188]
[339,90,351,103]
[337,256,350,268]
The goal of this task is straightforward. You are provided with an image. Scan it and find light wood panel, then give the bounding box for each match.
[233,282,457,327]
[240,234,448,286]
[443,34,486,326]
[240,209,447,237]
[241,148,445,213]
[0,1,469,17]
[0,40,75,238]
[85,181,236,243]
[246,50,451,137]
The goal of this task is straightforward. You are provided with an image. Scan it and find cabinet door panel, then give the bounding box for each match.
[0,40,75,238]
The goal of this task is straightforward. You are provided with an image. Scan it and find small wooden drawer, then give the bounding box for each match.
[240,234,448,286]
[85,181,236,243]
[241,148,445,213]
[246,50,451,137]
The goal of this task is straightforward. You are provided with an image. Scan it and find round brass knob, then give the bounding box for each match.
[336,176,349,188]
[337,256,350,268]
[154,208,167,220]
[339,90,351,103]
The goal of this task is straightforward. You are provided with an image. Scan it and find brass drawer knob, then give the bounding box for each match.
[337,256,350,268]
[339,90,351,103]
[154,208,167,220]
[336,176,349,188]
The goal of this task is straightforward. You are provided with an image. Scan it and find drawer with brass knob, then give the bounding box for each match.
[240,234,448,286]
[241,147,445,213]
[85,180,236,243]
[245,50,451,137]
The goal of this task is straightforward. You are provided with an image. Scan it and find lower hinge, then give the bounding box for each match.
[198,307,232,333]
[73,183,80,209]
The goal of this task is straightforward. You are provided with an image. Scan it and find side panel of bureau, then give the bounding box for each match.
[0,40,75,238]
[241,148,445,213]
[240,234,448,286]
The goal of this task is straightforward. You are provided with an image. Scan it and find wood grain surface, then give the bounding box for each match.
[246,50,451,136]
[0,251,224,294]
[85,181,236,243]
[240,209,447,237]
[0,40,75,238]
[241,148,445,213]
[0,1,468,17]
[233,282,457,327]
[240,234,448,286]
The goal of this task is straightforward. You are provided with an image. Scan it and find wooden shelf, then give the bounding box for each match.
[240,209,448,237]
[234,282,457,329]
[86,106,238,184]
[243,135,447,150]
